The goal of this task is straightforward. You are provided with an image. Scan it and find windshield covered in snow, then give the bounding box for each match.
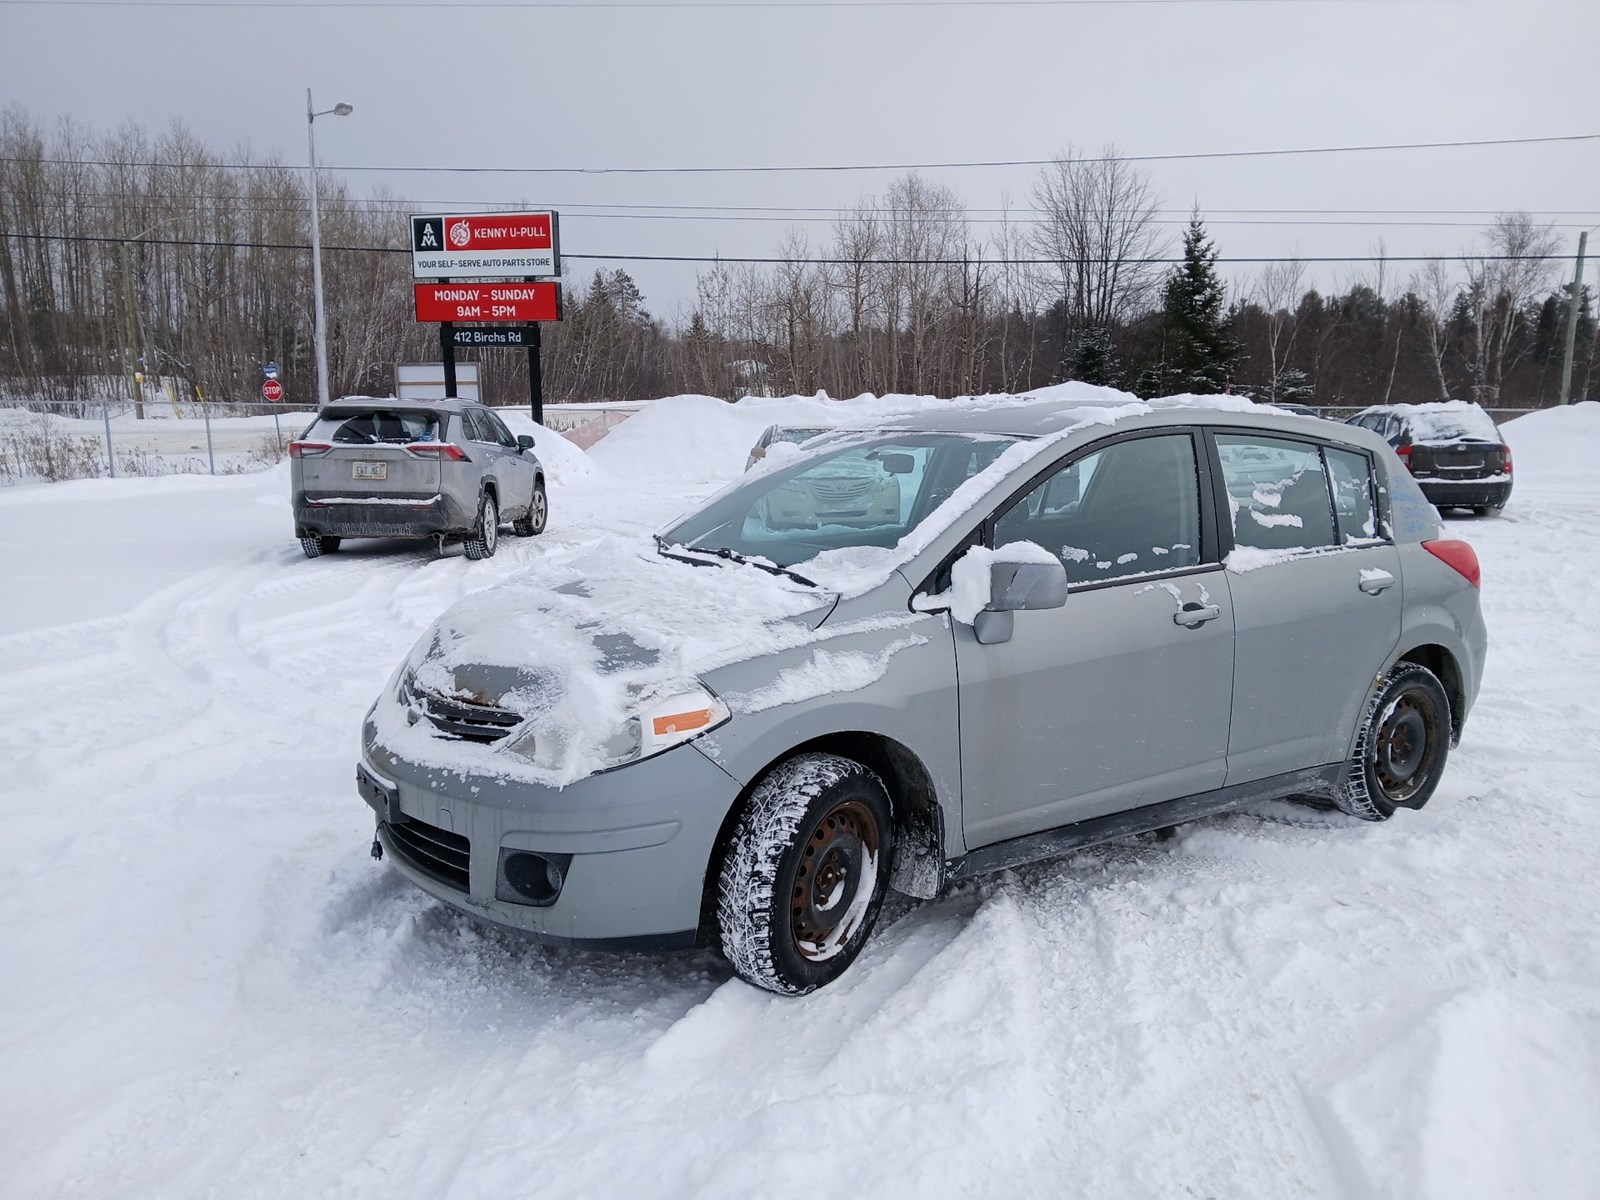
[664,432,1019,568]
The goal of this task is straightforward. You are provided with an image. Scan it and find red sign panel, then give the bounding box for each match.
[261,378,284,402]
[414,282,562,324]
[443,214,552,252]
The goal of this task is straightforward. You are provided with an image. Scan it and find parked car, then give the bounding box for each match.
[1346,401,1512,515]
[745,424,828,470]
[358,401,1485,995]
[290,397,546,559]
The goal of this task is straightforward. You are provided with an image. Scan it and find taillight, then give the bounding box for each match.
[288,440,332,458]
[405,442,469,461]
[1422,539,1480,589]
[1393,444,1413,473]
[1502,445,1512,475]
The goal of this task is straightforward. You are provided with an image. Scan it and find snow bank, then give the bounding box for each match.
[1500,400,1599,491]
[496,409,595,484]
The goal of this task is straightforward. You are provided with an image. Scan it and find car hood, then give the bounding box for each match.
[381,535,839,784]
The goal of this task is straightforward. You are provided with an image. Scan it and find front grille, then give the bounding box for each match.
[810,477,873,503]
[385,818,470,892]
[415,687,521,744]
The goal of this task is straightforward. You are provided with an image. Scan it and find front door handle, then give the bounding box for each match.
[1359,569,1396,596]
[1173,603,1222,628]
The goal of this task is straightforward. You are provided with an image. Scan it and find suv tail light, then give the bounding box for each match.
[288,440,332,458]
[1502,444,1513,475]
[405,442,469,461]
[1422,539,1480,589]
[1393,444,1413,472]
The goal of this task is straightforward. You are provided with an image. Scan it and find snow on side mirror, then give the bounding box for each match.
[914,543,1067,645]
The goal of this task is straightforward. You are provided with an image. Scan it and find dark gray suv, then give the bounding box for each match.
[290,397,547,559]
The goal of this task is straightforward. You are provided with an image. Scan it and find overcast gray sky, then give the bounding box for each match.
[4,0,1597,319]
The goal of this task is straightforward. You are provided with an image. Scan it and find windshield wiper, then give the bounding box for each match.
[654,535,818,589]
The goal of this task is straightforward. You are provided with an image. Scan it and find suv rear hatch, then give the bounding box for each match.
[296,407,446,497]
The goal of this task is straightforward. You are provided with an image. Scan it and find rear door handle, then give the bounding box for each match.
[1173,603,1222,627]
[1359,570,1396,596]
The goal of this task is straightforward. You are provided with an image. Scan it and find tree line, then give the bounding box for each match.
[1,107,1592,415]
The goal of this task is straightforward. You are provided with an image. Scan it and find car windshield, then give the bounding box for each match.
[665,432,1019,569]
[309,409,440,445]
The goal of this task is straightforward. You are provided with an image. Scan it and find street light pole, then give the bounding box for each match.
[306,89,352,410]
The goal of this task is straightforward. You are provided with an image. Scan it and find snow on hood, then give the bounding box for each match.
[376,535,896,786]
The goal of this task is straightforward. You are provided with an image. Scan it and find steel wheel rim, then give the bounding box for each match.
[791,799,881,963]
[1374,694,1431,802]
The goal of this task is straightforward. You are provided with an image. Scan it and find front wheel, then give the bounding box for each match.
[718,753,893,995]
[463,493,499,560]
[513,479,547,536]
[1334,662,1452,821]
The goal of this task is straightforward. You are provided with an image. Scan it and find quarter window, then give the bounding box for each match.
[1215,434,1337,552]
[993,434,1201,586]
[1323,446,1381,543]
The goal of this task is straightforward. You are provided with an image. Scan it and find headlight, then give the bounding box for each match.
[505,684,730,774]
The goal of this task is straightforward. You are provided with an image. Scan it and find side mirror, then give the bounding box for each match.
[974,557,1068,645]
[516,434,536,452]
[876,451,914,475]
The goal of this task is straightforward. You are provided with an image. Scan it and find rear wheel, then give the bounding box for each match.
[1334,662,1452,821]
[513,478,547,536]
[463,493,498,560]
[718,753,893,995]
[299,534,339,558]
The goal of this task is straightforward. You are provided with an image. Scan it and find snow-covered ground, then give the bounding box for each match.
[1,397,1597,1200]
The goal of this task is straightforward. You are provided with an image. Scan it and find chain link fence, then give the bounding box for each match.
[0,399,317,486]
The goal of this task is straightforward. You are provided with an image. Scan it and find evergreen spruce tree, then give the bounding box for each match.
[1067,327,1120,387]
[1160,212,1241,393]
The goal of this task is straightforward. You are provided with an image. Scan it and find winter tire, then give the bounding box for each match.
[463,493,499,560]
[300,534,339,558]
[1334,661,1452,822]
[513,479,547,537]
[717,753,893,996]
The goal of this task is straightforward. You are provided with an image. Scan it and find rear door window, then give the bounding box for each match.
[462,409,496,445]
[484,411,518,448]
[1215,434,1337,552]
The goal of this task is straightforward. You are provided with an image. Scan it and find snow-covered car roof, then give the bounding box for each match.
[857,393,1332,440]
[1356,401,1502,444]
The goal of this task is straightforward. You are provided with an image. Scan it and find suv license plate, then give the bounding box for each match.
[353,462,387,480]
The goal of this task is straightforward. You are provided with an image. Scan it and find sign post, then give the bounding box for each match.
[410,210,562,420]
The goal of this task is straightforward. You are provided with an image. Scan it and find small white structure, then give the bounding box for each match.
[395,362,480,402]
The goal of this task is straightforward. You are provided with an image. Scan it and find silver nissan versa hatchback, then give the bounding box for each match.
[358,397,1486,995]
[290,397,547,559]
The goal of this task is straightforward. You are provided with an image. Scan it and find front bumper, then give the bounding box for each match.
[1415,476,1513,510]
[359,721,743,948]
[294,492,470,540]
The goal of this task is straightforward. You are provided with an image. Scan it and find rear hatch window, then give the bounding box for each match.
[309,408,441,445]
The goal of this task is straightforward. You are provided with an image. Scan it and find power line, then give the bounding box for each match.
[4,132,1593,176]
[1,229,1574,266]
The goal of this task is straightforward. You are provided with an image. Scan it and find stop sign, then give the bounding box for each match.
[261,378,284,403]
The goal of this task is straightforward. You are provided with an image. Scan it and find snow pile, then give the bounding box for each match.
[496,409,595,484]
[1500,400,1599,492]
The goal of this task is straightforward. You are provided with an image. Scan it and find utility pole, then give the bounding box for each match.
[1558,230,1587,406]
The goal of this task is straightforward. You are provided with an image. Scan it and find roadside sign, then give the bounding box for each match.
[411,211,559,280]
[261,378,284,402]
[447,325,537,348]
[414,282,561,324]
[262,361,280,380]
[396,362,480,402]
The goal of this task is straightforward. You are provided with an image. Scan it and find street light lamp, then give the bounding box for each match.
[306,89,352,409]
